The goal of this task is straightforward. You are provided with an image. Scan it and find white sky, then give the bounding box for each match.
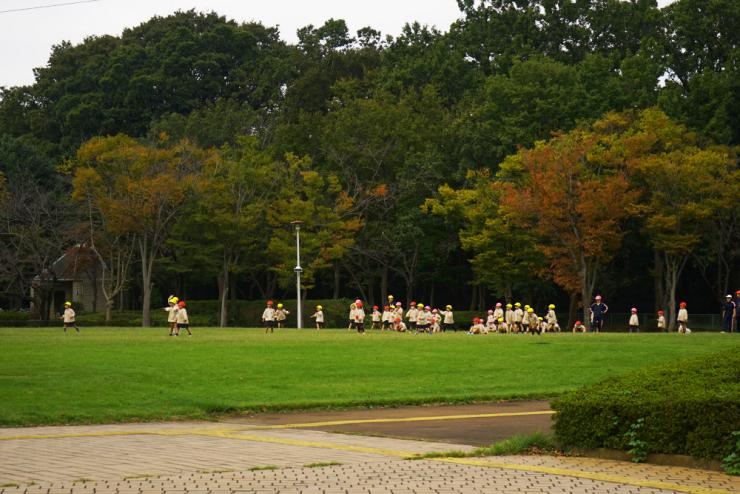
[1,0,675,88]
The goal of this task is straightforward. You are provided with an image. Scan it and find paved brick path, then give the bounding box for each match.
[1,419,738,493]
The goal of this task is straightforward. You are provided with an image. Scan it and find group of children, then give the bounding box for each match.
[164,296,191,336]
[260,300,291,333]
[254,293,707,334]
[467,303,561,335]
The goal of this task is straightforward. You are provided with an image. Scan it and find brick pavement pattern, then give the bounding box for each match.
[1,421,738,493]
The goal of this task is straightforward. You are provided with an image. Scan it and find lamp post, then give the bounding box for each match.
[291,220,303,329]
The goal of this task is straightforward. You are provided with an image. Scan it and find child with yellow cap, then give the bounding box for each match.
[164,295,179,336]
[546,304,559,332]
[275,303,290,329]
[513,303,523,333]
[442,305,455,332]
[61,301,80,333]
[310,305,324,330]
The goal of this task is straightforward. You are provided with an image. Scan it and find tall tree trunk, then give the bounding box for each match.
[380,265,388,304]
[218,261,229,328]
[469,284,477,311]
[405,280,413,306]
[139,237,154,327]
[478,285,486,311]
[664,253,687,331]
[367,273,374,306]
[429,283,435,308]
[653,250,664,312]
[567,291,578,330]
[105,299,114,325]
[333,263,341,299]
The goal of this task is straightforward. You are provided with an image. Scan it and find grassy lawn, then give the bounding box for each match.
[0,328,737,426]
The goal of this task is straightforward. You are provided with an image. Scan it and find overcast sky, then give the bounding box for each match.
[1,0,674,88]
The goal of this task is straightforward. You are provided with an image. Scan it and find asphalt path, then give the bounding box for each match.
[222,400,553,447]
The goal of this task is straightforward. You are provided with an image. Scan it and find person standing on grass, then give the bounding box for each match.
[164,296,179,336]
[677,301,689,333]
[262,300,276,333]
[442,305,455,332]
[505,303,514,330]
[381,305,392,330]
[722,295,735,333]
[275,303,290,329]
[590,295,608,332]
[310,305,324,330]
[175,300,191,336]
[735,290,740,333]
[546,304,559,332]
[393,302,404,324]
[406,302,418,332]
[513,302,523,333]
[657,310,666,332]
[371,305,382,330]
[347,302,357,331]
[628,308,639,333]
[61,301,80,333]
[353,300,366,334]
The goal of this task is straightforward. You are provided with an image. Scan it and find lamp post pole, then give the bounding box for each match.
[291,221,303,329]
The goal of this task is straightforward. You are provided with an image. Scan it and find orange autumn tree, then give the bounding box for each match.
[499,127,637,325]
[72,135,218,326]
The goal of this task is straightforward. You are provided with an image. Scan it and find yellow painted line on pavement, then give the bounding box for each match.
[207,430,415,458]
[0,410,554,441]
[249,410,555,429]
[435,457,737,494]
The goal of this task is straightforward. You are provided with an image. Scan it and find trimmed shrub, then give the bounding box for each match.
[552,349,740,460]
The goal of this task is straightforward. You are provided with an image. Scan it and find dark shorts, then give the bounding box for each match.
[356,322,365,332]
[264,320,276,328]
[177,323,189,329]
[443,323,454,331]
[63,322,76,327]
[317,322,324,329]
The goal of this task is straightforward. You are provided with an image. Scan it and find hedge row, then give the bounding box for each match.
[551,349,740,460]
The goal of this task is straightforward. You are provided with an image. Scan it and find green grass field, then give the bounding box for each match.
[0,328,737,426]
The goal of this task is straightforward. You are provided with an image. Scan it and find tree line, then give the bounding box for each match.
[0,0,737,326]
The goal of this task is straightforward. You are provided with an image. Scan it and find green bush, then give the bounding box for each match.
[0,311,31,323]
[552,349,740,460]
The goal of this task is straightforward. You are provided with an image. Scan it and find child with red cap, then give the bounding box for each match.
[572,320,586,333]
[176,300,191,336]
[657,310,666,332]
[262,300,276,334]
[677,302,689,333]
[371,305,381,330]
[628,308,639,333]
[352,300,366,333]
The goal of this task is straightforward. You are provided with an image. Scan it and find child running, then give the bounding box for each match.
[275,303,290,329]
[657,310,666,332]
[61,301,80,333]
